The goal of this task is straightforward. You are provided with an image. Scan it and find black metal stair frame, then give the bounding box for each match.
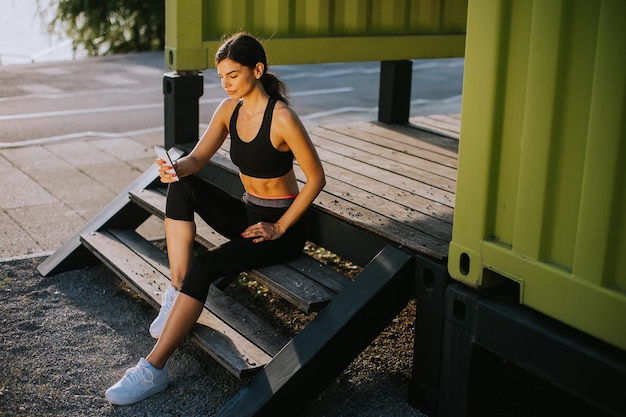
[216,245,414,417]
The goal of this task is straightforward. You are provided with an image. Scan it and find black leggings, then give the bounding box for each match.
[165,176,306,303]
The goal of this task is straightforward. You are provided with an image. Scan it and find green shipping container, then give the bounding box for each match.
[448,0,626,350]
[164,0,467,70]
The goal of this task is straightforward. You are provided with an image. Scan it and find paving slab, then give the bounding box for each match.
[91,137,154,162]
[0,153,13,173]
[0,210,44,259]
[44,141,118,166]
[79,158,153,195]
[1,169,58,210]
[0,146,71,171]
[6,202,85,252]
[28,167,116,219]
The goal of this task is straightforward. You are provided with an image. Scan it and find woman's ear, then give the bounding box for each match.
[254,62,265,79]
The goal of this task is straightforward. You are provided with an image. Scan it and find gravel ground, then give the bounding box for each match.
[0,256,615,417]
[0,257,424,417]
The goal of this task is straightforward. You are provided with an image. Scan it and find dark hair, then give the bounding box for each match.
[215,32,289,104]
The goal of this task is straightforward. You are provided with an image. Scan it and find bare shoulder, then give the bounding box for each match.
[270,100,314,154]
[213,98,240,124]
[272,100,304,130]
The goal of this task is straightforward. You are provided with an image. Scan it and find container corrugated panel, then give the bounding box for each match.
[448,0,626,350]
[165,0,467,70]
[201,0,467,37]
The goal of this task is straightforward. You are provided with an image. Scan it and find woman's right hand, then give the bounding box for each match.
[156,158,179,183]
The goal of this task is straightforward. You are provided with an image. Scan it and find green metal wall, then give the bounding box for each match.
[448,0,626,350]
[165,0,467,70]
[201,0,467,37]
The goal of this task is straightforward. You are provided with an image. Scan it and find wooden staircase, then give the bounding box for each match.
[38,149,415,415]
[81,228,282,377]
[80,185,352,378]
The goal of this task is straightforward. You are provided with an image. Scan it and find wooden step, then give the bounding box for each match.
[129,188,352,313]
[80,228,288,378]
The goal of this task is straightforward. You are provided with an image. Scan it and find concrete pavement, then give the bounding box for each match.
[0,52,462,263]
[0,54,169,262]
[0,118,164,262]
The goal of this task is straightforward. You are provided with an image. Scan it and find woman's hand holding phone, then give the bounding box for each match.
[154,146,180,183]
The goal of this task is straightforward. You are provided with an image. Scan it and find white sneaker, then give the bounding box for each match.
[105,358,169,405]
[150,285,179,339]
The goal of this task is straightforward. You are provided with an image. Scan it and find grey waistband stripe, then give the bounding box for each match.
[242,192,295,208]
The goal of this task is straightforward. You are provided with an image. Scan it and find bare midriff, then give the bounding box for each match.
[239,169,300,199]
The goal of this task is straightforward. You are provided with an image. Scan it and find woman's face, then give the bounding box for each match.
[216,58,262,99]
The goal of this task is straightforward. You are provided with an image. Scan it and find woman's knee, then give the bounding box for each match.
[165,178,196,221]
[179,255,220,302]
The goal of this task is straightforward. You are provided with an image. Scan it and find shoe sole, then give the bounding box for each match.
[105,381,169,405]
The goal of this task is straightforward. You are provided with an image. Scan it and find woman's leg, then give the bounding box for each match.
[165,218,195,290]
[106,200,306,405]
[151,177,246,338]
[146,292,204,369]
[104,293,203,405]
[149,218,196,339]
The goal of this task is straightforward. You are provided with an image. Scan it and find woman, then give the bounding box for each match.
[105,32,325,405]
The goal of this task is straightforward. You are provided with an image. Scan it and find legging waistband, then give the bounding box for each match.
[242,192,296,208]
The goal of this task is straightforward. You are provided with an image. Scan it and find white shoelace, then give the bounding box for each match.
[123,366,154,385]
[162,290,176,310]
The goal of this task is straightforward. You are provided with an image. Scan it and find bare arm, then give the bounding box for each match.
[241,103,325,242]
[274,107,325,233]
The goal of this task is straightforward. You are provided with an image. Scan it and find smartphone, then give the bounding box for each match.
[154,146,179,181]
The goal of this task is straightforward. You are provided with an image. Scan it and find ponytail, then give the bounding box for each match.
[261,71,290,105]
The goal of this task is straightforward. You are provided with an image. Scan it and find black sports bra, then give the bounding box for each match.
[229,98,294,179]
